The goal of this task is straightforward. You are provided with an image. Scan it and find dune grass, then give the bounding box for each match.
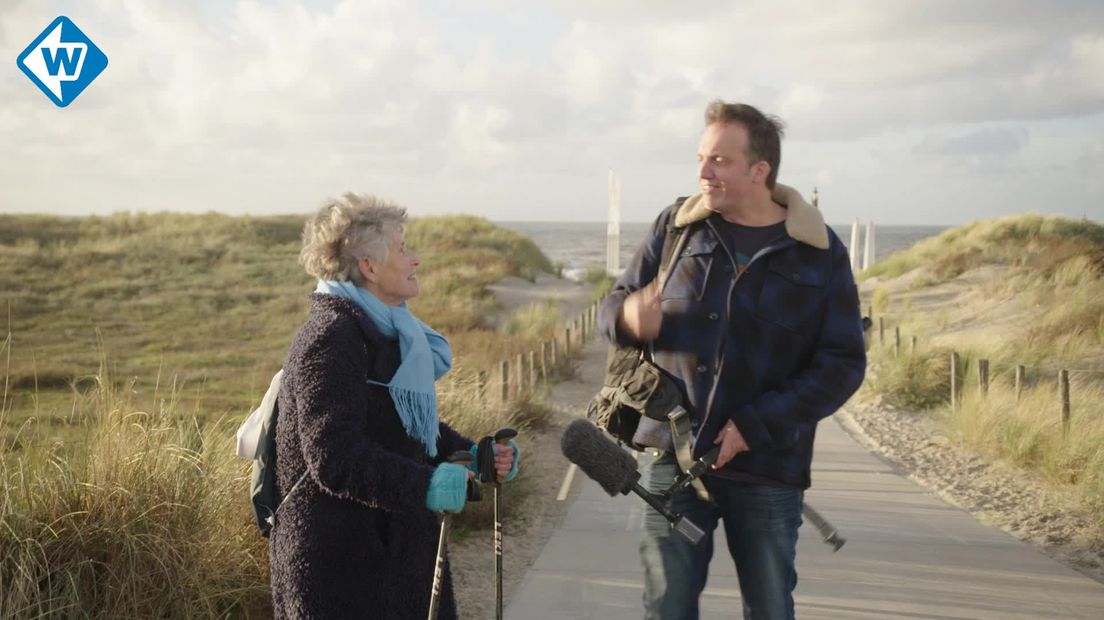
[0,212,555,439]
[0,211,577,618]
[861,214,1104,522]
[870,347,951,410]
[943,379,1104,517]
[861,214,1104,283]
[0,359,270,618]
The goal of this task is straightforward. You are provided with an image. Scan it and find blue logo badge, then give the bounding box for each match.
[16,16,108,108]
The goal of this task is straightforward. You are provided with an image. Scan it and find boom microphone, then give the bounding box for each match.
[561,418,641,496]
[561,419,704,544]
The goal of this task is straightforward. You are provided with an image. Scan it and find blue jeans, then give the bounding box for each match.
[640,453,803,620]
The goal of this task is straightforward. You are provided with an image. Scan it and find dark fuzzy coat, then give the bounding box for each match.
[270,293,473,619]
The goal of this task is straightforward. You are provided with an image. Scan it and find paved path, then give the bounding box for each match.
[508,392,1104,618]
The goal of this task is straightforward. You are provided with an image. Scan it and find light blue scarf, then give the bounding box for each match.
[316,280,452,457]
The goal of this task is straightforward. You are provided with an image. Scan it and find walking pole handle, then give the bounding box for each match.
[448,450,482,502]
[493,428,518,483]
[494,428,518,444]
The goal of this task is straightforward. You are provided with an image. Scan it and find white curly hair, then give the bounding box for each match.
[299,192,408,285]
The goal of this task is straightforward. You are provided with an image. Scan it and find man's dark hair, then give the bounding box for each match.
[704,100,785,189]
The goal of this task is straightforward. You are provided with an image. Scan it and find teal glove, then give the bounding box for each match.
[426,463,469,513]
[468,439,520,482]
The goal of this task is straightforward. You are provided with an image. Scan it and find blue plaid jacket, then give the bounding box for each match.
[598,184,866,488]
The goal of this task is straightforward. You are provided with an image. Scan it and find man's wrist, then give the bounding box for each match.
[615,305,630,337]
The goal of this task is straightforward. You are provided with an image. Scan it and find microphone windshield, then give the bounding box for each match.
[561,419,640,496]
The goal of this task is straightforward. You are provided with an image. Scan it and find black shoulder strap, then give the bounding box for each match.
[656,197,694,292]
[639,200,695,363]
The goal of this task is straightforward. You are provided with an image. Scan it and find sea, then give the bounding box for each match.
[497,221,948,280]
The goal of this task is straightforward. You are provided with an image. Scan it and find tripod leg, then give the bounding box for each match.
[802,502,846,551]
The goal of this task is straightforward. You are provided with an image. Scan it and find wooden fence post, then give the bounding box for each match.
[540,342,548,383]
[550,337,558,368]
[1015,365,1025,401]
[516,353,525,394]
[477,370,487,399]
[529,350,537,387]
[878,317,885,345]
[894,327,901,357]
[978,359,989,397]
[499,360,509,403]
[950,351,960,411]
[1060,369,1070,435]
[910,335,917,356]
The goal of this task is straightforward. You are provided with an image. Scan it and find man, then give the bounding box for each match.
[598,101,866,619]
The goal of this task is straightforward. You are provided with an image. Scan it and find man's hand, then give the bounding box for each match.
[712,420,749,469]
[617,279,663,341]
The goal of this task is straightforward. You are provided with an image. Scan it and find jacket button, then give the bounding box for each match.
[708,312,719,320]
[696,364,708,373]
[792,272,801,281]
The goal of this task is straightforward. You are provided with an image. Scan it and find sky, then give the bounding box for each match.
[2,0,1103,225]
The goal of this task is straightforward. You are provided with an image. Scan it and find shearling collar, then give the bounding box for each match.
[673,183,829,250]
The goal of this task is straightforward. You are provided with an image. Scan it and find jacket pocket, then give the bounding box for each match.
[660,234,717,301]
[754,259,826,335]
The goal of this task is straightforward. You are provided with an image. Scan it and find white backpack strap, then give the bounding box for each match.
[236,369,284,459]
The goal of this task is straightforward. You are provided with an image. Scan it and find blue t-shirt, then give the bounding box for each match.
[715,218,787,273]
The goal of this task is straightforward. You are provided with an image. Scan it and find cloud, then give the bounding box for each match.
[1076,140,1104,181]
[1,0,1103,224]
[914,127,1030,158]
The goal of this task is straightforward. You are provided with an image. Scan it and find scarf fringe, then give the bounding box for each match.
[390,386,440,458]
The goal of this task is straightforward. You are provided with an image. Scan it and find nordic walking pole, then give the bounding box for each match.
[478,428,518,620]
[429,451,481,620]
[492,429,517,620]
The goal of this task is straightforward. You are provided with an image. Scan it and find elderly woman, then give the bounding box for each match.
[270,193,517,619]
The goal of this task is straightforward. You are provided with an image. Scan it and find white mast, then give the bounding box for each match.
[849,220,861,272]
[607,169,621,275]
[862,221,876,271]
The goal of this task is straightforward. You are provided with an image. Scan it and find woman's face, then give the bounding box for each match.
[360,230,420,306]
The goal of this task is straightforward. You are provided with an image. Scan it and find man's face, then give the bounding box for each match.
[696,122,766,216]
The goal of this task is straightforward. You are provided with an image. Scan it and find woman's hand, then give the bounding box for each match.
[493,442,516,482]
[472,439,521,482]
[426,463,472,513]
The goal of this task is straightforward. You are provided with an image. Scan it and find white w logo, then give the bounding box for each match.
[23,22,87,98]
